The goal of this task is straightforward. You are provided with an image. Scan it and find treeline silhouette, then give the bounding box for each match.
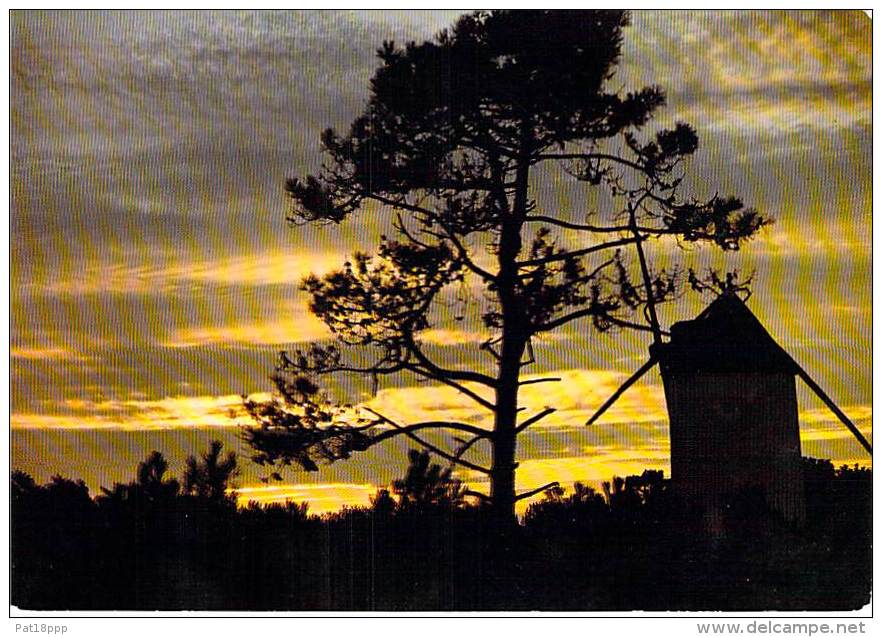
[11,444,871,610]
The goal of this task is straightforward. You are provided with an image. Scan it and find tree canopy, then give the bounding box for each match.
[245,10,768,521]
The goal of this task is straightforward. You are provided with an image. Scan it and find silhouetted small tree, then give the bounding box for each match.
[392,449,467,511]
[98,449,180,507]
[370,488,397,516]
[183,440,239,506]
[138,450,180,501]
[11,469,38,494]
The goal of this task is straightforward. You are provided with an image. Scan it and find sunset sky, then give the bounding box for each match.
[10,10,871,513]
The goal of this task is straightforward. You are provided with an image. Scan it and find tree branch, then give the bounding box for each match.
[280,351,409,378]
[393,213,498,284]
[525,213,726,240]
[517,235,638,268]
[405,364,498,412]
[518,377,561,387]
[357,191,426,214]
[515,407,557,433]
[363,408,493,474]
[532,307,602,333]
[567,258,617,288]
[403,332,498,388]
[524,215,631,233]
[425,223,498,283]
[368,418,490,441]
[535,152,643,173]
[463,489,492,502]
[533,307,672,335]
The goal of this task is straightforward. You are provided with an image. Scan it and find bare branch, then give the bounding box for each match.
[367,418,490,441]
[585,357,657,426]
[480,339,503,362]
[514,481,560,501]
[463,489,492,502]
[515,407,557,433]
[534,307,671,335]
[451,433,487,468]
[526,213,723,239]
[429,219,499,283]
[403,332,498,388]
[535,152,643,173]
[363,191,438,218]
[406,364,497,412]
[363,408,493,475]
[517,235,639,268]
[532,307,602,333]
[518,377,561,387]
[524,215,631,233]
[394,213,437,251]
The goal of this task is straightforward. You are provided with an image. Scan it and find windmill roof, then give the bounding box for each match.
[654,294,798,375]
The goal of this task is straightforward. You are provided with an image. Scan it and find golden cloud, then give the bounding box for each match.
[162,315,330,348]
[366,368,669,430]
[11,369,871,480]
[11,346,86,361]
[749,223,872,257]
[415,328,489,345]
[233,482,377,514]
[36,250,345,295]
[669,12,870,133]
[12,392,271,430]
[799,404,871,426]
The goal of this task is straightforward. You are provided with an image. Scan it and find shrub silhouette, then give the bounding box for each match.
[10,453,871,611]
[183,440,239,507]
[392,449,467,511]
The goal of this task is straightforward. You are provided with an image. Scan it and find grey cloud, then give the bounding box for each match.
[12,11,459,163]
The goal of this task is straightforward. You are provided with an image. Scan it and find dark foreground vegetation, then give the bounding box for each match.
[11,445,871,611]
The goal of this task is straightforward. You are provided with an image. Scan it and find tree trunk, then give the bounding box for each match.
[490,341,524,524]
[489,237,525,524]
[490,239,525,523]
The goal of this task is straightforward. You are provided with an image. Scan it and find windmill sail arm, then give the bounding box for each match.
[585,356,658,426]
[794,364,872,456]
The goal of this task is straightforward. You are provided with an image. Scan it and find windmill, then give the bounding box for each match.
[585,223,871,527]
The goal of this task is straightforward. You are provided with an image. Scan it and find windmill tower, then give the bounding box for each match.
[586,291,871,530]
[655,294,803,527]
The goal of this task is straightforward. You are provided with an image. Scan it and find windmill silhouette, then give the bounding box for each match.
[586,253,871,528]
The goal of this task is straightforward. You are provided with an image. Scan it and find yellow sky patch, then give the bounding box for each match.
[11,346,85,361]
[800,404,872,426]
[12,392,271,430]
[233,483,377,514]
[749,222,872,257]
[367,368,669,430]
[163,315,330,348]
[34,250,346,295]
[415,328,489,345]
[17,369,869,446]
[675,12,870,133]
